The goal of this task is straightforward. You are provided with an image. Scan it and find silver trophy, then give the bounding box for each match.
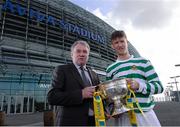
[98,78,130,116]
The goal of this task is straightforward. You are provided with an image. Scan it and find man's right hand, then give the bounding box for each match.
[82,86,95,99]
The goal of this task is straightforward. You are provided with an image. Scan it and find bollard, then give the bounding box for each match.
[0,111,5,126]
[43,110,55,126]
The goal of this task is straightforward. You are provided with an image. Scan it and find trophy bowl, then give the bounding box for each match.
[98,78,130,116]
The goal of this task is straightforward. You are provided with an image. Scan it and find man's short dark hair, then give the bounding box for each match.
[111,30,127,41]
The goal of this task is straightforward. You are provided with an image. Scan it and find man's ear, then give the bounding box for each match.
[71,52,73,58]
[111,44,114,49]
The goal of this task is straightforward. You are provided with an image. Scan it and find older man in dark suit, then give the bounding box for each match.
[47,40,100,126]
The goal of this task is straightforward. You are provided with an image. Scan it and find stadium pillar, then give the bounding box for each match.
[0,111,5,126]
[43,110,55,126]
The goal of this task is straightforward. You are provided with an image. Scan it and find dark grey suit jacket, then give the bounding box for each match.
[47,63,100,126]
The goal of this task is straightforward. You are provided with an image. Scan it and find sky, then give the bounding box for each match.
[70,0,180,95]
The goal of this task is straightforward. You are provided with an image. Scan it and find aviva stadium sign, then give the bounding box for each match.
[1,0,105,44]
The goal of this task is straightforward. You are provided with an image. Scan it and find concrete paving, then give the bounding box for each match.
[4,101,180,126]
[5,112,43,126]
[154,101,180,126]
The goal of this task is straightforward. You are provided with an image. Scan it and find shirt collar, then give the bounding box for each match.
[116,55,134,62]
[73,63,87,71]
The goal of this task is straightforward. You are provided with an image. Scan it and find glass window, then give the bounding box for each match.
[24,83,35,91]
[11,82,23,90]
[0,82,11,89]
[0,90,10,95]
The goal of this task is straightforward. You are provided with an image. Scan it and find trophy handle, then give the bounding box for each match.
[97,85,107,99]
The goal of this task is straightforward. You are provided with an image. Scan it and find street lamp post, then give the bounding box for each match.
[170,76,180,102]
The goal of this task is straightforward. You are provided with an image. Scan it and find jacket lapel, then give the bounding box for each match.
[69,64,85,88]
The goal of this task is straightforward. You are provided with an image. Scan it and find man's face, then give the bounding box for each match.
[71,44,89,66]
[111,37,129,56]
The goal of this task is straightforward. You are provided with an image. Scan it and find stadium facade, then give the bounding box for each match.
[0,0,140,114]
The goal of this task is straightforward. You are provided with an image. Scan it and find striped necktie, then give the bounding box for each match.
[80,66,94,116]
[80,66,90,86]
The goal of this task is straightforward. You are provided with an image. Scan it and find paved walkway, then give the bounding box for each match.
[154,101,180,126]
[5,112,43,126]
[4,101,180,126]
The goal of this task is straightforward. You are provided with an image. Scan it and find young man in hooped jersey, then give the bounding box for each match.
[106,30,164,126]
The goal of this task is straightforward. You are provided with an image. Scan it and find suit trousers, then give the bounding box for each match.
[88,116,95,126]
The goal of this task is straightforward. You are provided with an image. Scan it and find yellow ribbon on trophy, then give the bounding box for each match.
[126,84,146,126]
[93,92,106,127]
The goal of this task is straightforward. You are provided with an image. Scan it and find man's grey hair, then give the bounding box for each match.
[71,40,90,52]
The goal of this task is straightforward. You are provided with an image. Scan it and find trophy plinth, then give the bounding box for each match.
[98,78,130,116]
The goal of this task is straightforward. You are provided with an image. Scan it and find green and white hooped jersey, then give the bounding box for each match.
[106,56,164,112]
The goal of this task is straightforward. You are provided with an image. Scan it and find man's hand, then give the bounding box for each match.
[112,114,122,118]
[82,86,96,99]
[105,113,112,120]
[126,78,139,91]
